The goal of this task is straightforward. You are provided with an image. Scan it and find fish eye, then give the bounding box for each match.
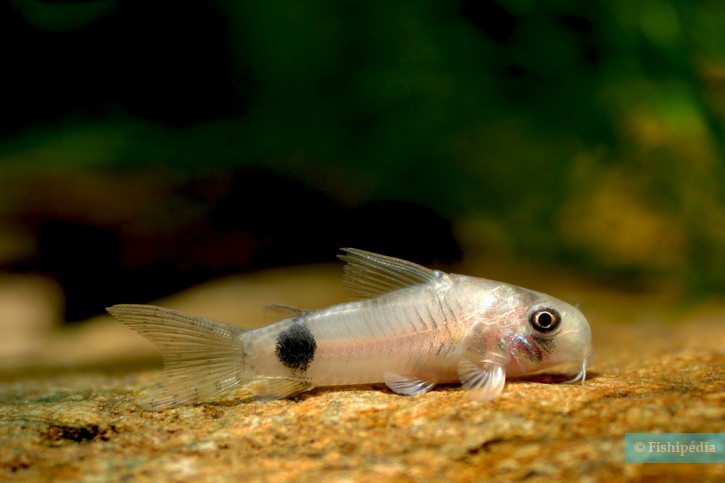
[529,308,561,333]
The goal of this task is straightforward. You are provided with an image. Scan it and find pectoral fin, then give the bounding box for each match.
[457,321,509,401]
[383,372,436,396]
[457,357,506,401]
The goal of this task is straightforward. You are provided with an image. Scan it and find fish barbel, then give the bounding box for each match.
[108,248,592,409]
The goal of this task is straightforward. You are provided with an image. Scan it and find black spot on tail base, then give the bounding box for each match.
[275,322,317,373]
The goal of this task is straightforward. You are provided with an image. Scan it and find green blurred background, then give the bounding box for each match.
[1,0,724,323]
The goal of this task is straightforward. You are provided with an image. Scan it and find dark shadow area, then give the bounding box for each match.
[4,167,461,322]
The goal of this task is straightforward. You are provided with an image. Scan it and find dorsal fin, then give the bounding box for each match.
[337,248,440,298]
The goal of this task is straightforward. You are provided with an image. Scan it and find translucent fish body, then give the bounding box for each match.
[109,249,592,409]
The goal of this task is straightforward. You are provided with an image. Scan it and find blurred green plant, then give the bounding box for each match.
[1,0,724,294]
[11,0,116,32]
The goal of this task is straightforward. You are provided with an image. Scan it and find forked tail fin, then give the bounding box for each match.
[108,304,252,410]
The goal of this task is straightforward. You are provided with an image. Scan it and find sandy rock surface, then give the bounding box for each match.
[1,262,723,482]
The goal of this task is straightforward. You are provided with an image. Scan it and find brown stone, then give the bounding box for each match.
[0,263,723,481]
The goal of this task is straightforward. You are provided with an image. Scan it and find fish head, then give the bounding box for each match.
[478,283,592,381]
[520,291,592,382]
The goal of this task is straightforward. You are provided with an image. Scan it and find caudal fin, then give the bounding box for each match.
[108,304,252,410]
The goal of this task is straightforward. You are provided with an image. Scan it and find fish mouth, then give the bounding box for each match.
[526,350,589,384]
[517,354,588,383]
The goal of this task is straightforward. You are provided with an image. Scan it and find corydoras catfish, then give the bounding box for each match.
[108,248,592,409]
